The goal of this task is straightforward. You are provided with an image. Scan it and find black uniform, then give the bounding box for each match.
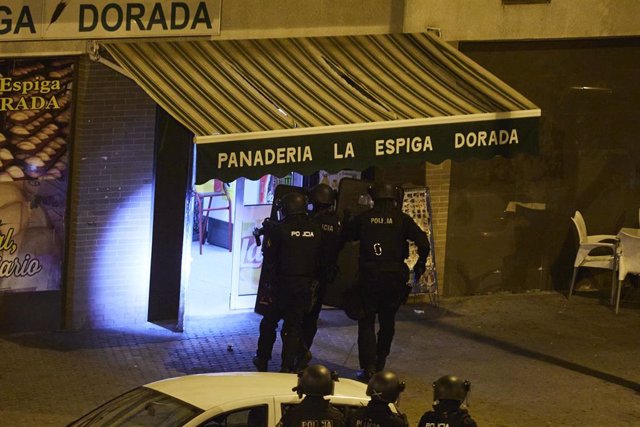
[258,213,322,372]
[344,200,429,374]
[348,400,408,427]
[418,402,477,427]
[302,208,343,350]
[279,396,345,427]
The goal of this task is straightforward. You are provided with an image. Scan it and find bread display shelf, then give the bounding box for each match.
[0,58,73,183]
[8,113,65,139]
[7,62,45,81]
[7,104,70,126]
[6,59,73,81]
[21,146,67,179]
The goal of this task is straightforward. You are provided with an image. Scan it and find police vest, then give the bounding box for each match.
[281,398,345,427]
[312,210,342,266]
[357,208,405,265]
[350,404,407,427]
[274,216,322,277]
[419,409,475,427]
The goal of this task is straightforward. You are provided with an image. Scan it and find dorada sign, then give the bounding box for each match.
[195,115,540,183]
[0,0,221,41]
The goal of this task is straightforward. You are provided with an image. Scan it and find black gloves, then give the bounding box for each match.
[413,262,426,281]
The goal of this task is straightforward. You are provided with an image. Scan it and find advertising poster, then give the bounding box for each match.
[0,57,73,292]
[402,187,438,301]
[237,204,271,296]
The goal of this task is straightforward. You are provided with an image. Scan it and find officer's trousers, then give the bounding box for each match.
[357,275,404,372]
[269,276,313,371]
[301,280,328,350]
[256,306,284,361]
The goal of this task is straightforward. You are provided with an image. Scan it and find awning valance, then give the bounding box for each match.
[104,33,540,183]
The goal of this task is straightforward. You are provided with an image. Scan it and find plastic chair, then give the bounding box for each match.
[614,230,640,314]
[573,210,617,244]
[568,213,617,299]
[195,179,232,254]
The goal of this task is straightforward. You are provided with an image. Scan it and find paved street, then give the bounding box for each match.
[1,291,639,426]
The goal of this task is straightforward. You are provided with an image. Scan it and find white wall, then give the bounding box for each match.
[403,0,640,40]
[1,0,403,57]
[3,0,640,58]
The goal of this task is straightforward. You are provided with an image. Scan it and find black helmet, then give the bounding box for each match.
[293,365,337,398]
[279,192,308,217]
[366,371,406,403]
[368,182,397,202]
[309,183,336,207]
[433,375,471,402]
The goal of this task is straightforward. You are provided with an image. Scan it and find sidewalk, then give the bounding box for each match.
[1,291,639,426]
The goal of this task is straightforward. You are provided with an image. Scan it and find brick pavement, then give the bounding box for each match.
[1,292,639,426]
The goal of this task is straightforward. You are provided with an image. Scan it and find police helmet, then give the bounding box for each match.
[279,192,308,217]
[432,375,471,402]
[309,183,336,207]
[368,182,397,202]
[293,364,338,398]
[366,371,406,403]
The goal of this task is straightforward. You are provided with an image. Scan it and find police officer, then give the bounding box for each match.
[296,183,343,370]
[344,181,430,381]
[418,376,477,427]
[349,371,409,427]
[253,215,283,372]
[279,364,345,427]
[254,191,323,373]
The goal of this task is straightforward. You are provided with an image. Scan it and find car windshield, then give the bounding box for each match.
[67,386,203,427]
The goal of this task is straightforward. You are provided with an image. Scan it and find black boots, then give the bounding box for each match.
[252,356,268,372]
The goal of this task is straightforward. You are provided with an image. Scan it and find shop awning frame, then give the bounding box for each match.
[103,32,541,183]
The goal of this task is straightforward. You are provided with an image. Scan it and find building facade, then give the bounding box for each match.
[1,0,638,330]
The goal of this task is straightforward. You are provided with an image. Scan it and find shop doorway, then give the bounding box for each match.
[185,174,305,317]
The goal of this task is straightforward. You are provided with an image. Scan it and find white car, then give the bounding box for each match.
[67,372,380,426]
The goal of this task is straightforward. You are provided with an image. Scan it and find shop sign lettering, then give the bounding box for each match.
[0,4,36,35]
[196,115,539,182]
[0,0,221,41]
[0,226,43,278]
[0,77,62,112]
[454,129,519,148]
[214,129,521,170]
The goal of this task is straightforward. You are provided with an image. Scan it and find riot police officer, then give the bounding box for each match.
[348,371,409,427]
[344,182,430,381]
[254,191,323,373]
[279,364,345,427]
[418,376,477,427]
[297,183,343,370]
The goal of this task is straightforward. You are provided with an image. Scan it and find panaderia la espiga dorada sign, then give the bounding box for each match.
[0,0,221,41]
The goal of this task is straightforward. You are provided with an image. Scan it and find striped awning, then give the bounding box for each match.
[105,33,540,183]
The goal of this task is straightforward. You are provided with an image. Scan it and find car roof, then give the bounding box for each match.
[144,372,369,410]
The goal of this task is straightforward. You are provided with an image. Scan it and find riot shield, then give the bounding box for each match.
[254,183,306,315]
[322,178,372,307]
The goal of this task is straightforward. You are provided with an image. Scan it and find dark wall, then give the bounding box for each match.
[68,58,156,328]
[443,38,640,296]
[148,108,193,325]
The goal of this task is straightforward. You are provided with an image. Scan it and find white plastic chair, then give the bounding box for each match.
[573,210,617,244]
[614,230,640,314]
[194,179,233,254]
[568,213,617,300]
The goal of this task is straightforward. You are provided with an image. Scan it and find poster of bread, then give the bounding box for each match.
[402,187,438,300]
[0,57,74,292]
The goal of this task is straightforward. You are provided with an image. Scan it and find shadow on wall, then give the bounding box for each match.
[445,38,640,297]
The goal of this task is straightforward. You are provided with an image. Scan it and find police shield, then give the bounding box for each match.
[254,184,307,315]
[322,178,372,308]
